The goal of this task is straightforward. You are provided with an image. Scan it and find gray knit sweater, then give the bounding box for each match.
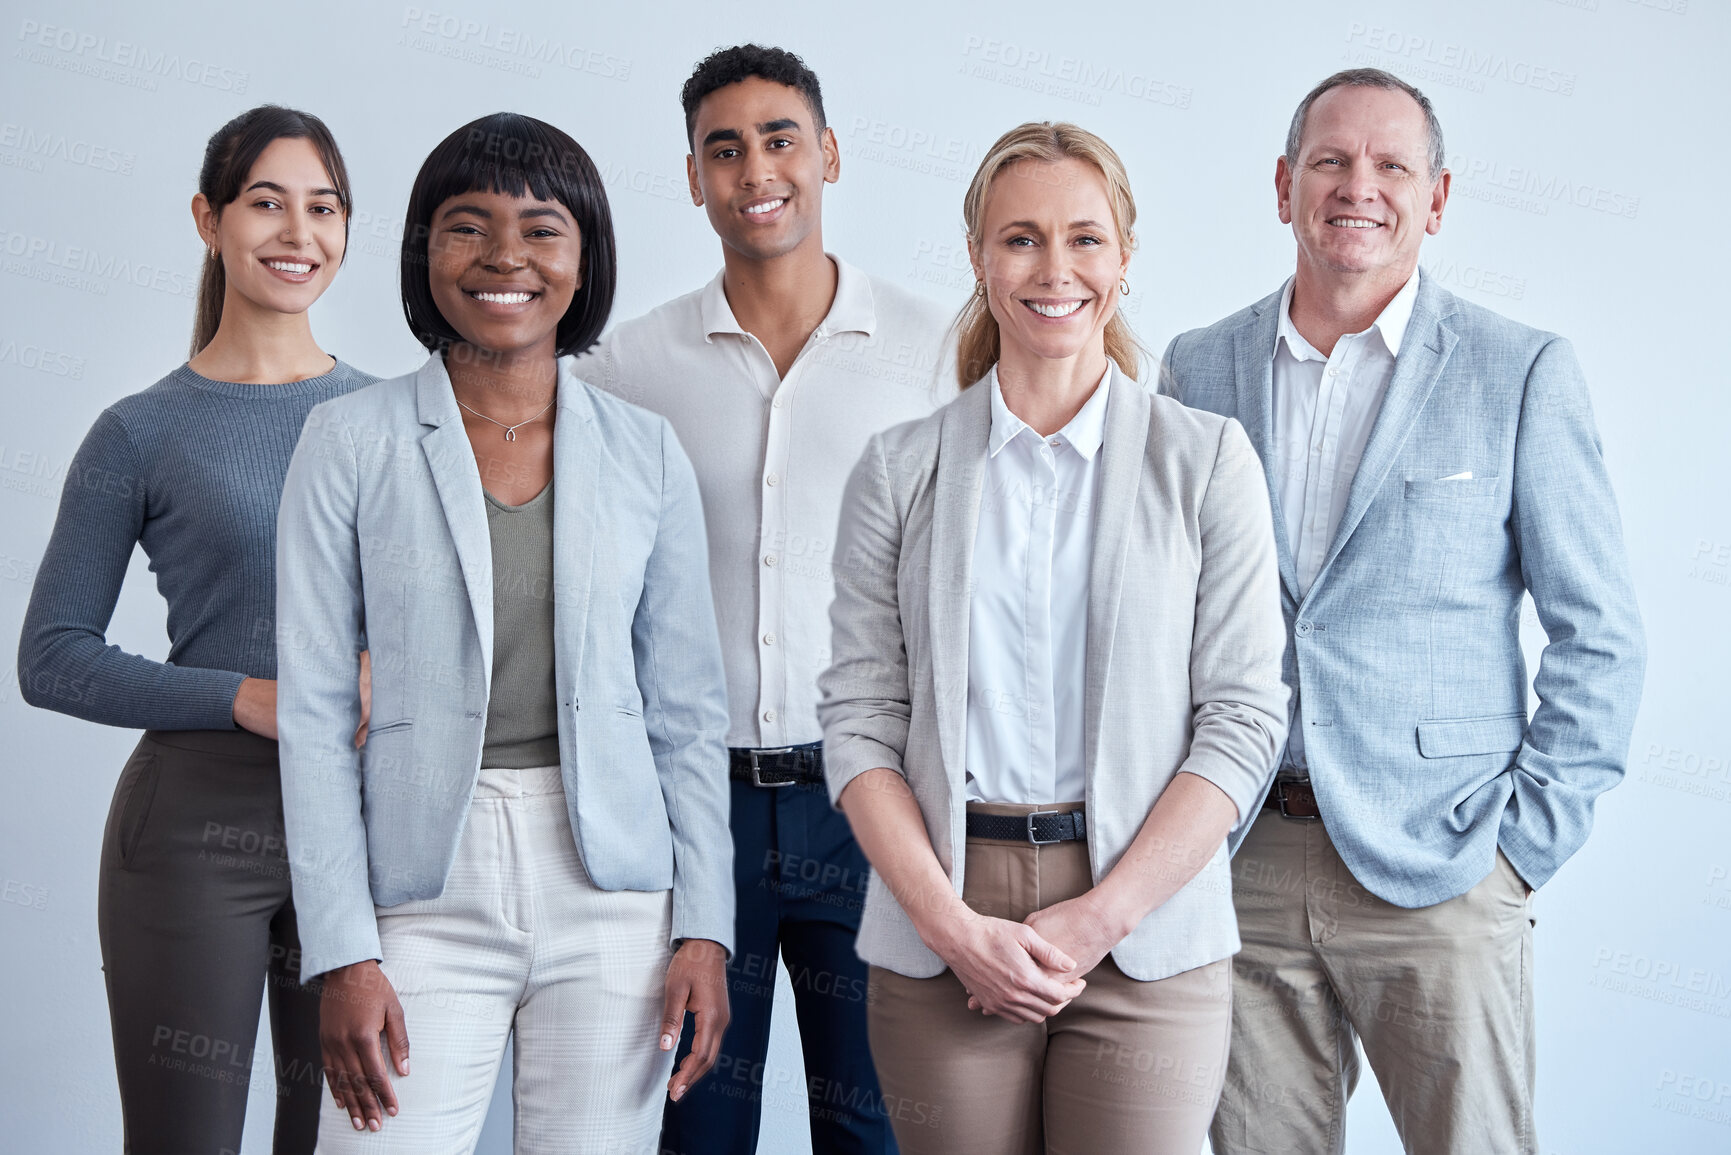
[18,359,376,730]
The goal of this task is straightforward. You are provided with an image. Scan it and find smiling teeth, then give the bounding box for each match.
[474,291,533,304]
[744,199,785,215]
[1329,219,1380,228]
[1027,300,1084,318]
[267,260,313,273]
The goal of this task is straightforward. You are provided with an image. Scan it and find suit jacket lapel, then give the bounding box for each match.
[1308,275,1458,593]
[1082,368,1147,785]
[417,356,495,690]
[551,363,599,690]
[1234,293,1302,602]
[928,383,988,790]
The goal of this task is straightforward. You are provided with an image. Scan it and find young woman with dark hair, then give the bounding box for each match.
[16,104,374,1154]
[275,112,734,1154]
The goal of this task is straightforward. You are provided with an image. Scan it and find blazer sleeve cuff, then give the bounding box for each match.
[671,894,735,959]
[822,734,906,808]
[295,924,383,985]
[1177,750,1276,830]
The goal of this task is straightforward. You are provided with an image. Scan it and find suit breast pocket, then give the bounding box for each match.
[1400,475,1505,540]
[1391,476,1506,603]
[1403,475,1501,501]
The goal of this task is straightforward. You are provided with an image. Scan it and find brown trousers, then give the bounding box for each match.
[866,802,1232,1155]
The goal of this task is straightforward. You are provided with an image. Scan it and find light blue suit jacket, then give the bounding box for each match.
[1161,272,1646,907]
[275,355,733,980]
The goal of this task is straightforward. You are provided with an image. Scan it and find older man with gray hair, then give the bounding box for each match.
[1160,68,1645,1154]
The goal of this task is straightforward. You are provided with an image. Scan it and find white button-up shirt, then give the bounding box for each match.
[1272,270,1417,768]
[570,257,953,748]
[964,367,1110,805]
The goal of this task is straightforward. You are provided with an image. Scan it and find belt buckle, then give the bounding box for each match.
[749,746,798,788]
[1276,778,1317,820]
[1025,809,1062,845]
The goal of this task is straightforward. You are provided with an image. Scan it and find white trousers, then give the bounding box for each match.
[316,765,675,1155]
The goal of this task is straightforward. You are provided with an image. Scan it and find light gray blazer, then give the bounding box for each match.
[819,364,1289,981]
[275,354,733,981]
[1160,272,1646,907]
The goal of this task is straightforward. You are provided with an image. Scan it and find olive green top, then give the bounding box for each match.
[480,480,561,769]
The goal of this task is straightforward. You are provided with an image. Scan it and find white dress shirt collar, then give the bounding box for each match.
[698,252,880,343]
[1275,268,1421,363]
[986,363,1112,461]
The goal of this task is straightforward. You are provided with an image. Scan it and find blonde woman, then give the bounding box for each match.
[818,122,1289,1152]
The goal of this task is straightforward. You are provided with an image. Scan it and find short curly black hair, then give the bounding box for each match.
[681,44,826,149]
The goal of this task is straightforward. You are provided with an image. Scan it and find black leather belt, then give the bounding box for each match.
[966,809,1087,845]
[1263,777,1321,820]
[728,743,824,787]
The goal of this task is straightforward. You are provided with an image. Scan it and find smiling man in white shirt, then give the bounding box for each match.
[1161,68,1645,1155]
[570,43,953,1155]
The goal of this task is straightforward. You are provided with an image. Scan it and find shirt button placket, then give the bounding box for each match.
[1029,445,1059,804]
[758,366,796,747]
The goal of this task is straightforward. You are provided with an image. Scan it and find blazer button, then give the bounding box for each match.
[1295,621,1312,637]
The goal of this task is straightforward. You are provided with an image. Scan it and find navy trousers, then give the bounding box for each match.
[661,777,895,1154]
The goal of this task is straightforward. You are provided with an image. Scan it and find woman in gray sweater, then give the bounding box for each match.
[17,105,373,1155]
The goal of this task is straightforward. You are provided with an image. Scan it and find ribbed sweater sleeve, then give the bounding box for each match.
[16,359,374,731]
[18,410,248,728]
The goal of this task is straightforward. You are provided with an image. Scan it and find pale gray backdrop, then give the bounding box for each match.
[1,0,1725,1152]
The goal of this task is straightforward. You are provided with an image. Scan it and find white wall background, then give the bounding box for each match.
[1,0,1725,1152]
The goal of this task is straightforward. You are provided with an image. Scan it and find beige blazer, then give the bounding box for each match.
[818,363,1288,981]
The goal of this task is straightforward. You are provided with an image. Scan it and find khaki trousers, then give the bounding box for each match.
[867,802,1231,1155]
[1211,811,1536,1155]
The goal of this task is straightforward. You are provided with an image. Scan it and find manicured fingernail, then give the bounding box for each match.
[369,1118,381,1132]
[351,1117,364,1131]
[402,1060,410,1075]
[672,1085,685,1101]
[660,1033,674,1050]
[387,1106,398,1116]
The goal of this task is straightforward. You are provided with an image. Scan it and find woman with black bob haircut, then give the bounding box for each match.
[399,113,616,358]
[18,104,373,1155]
[275,113,736,1153]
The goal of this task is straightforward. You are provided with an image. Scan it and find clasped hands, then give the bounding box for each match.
[927,889,1130,1023]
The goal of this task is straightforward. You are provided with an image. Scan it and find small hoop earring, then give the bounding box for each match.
[973,281,986,298]
[207,244,218,261]
[1119,279,1130,297]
